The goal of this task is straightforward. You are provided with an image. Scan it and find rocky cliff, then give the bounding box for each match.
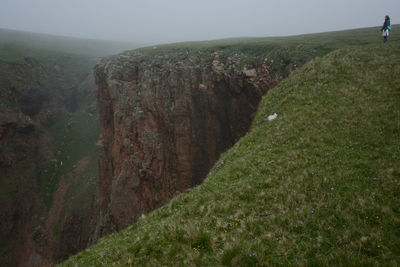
[0,27,145,266]
[94,45,309,234]
[0,54,99,266]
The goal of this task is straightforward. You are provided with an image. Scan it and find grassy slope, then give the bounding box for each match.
[62,42,400,266]
[138,26,398,67]
[41,108,100,208]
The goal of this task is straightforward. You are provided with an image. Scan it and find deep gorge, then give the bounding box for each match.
[93,45,307,235]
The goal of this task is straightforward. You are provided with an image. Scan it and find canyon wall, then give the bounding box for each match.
[95,47,302,234]
[0,28,143,266]
[0,56,99,266]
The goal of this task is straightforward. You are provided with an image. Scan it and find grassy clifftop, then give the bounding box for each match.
[62,42,400,266]
[138,26,399,69]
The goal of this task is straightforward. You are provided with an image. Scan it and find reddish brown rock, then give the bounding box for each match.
[95,50,286,233]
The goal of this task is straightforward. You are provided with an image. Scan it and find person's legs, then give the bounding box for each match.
[383,30,388,43]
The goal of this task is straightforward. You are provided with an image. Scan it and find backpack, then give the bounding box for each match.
[388,20,392,30]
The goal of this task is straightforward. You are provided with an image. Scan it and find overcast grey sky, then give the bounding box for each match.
[0,0,398,44]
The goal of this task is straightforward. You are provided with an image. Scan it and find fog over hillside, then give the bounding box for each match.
[1,0,399,44]
[1,0,400,266]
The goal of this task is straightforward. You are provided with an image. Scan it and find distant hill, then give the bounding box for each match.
[0,28,144,60]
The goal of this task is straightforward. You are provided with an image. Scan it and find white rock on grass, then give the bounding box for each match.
[267,113,278,121]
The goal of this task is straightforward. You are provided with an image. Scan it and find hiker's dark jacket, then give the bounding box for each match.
[382,19,390,30]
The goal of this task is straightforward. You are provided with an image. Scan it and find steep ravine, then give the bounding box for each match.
[0,56,99,266]
[94,46,313,235]
[0,28,142,266]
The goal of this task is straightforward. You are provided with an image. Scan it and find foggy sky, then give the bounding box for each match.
[0,0,399,45]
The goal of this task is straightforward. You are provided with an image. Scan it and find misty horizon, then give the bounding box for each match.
[1,0,399,45]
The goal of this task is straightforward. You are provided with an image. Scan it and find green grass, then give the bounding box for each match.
[61,43,400,266]
[136,26,400,68]
[41,108,100,208]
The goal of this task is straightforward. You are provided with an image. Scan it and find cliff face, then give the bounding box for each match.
[0,57,99,266]
[95,48,296,233]
[0,28,146,266]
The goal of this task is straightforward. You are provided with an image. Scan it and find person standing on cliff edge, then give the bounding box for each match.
[381,15,391,44]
